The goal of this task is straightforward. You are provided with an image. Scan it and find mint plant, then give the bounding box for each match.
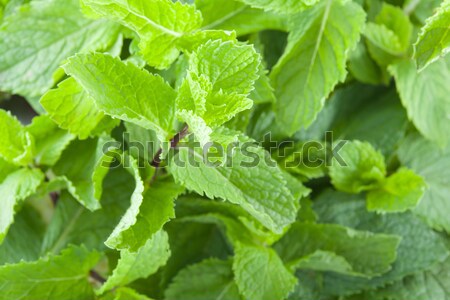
[0,0,449,299]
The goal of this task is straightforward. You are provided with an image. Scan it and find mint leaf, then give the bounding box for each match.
[233,244,297,300]
[329,140,386,194]
[0,245,99,300]
[196,0,286,36]
[389,57,450,146]
[414,0,450,71]
[42,168,137,254]
[0,168,44,243]
[52,137,115,211]
[169,133,297,234]
[165,258,242,300]
[80,0,202,69]
[398,133,450,233]
[99,230,170,294]
[364,3,413,66]
[271,0,365,135]
[0,0,120,98]
[274,222,400,277]
[106,179,184,251]
[40,77,119,140]
[236,0,320,14]
[366,168,426,213]
[26,115,75,166]
[0,109,34,166]
[63,53,177,142]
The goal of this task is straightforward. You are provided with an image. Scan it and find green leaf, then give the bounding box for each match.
[165,258,242,300]
[0,245,100,300]
[313,190,449,296]
[274,222,400,277]
[389,57,450,146]
[80,0,202,69]
[0,109,34,166]
[104,154,145,251]
[26,115,75,166]
[52,137,115,211]
[236,0,320,14]
[63,53,177,142]
[364,3,413,66]
[0,157,18,183]
[106,178,184,251]
[0,0,120,98]
[99,230,170,294]
[40,77,119,140]
[0,205,45,264]
[0,168,44,243]
[366,168,426,213]
[41,167,137,254]
[103,287,153,300]
[414,0,450,71]
[233,244,297,300]
[271,0,366,135]
[398,133,450,233]
[329,140,386,194]
[169,133,297,234]
[360,256,450,300]
[196,0,287,36]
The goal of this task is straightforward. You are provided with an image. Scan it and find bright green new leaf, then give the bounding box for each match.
[99,230,170,294]
[0,245,100,300]
[0,0,120,98]
[189,40,260,96]
[26,115,75,166]
[40,77,119,140]
[236,0,319,14]
[366,168,426,213]
[0,157,18,183]
[271,0,366,135]
[63,53,177,142]
[0,168,44,243]
[0,110,34,166]
[106,179,184,251]
[80,0,202,69]
[169,134,297,234]
[274,222,400,277]
[389,57,450,146]
[196,0,287,36]
[233,244,297,300]
[364,3,413,66]
[414,0,450,71]
[165,258,242,300]
[329,140,386,194]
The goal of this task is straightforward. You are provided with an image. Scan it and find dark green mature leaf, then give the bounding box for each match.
[64,53,177,142]
[0,0,120,98]
[165,258,242,300]
[398,133,450,233]
[271,0,365,135]
[233,243,296,300]
[0,245,100,300]
[274,222,400,277]
[313,190,449,296]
